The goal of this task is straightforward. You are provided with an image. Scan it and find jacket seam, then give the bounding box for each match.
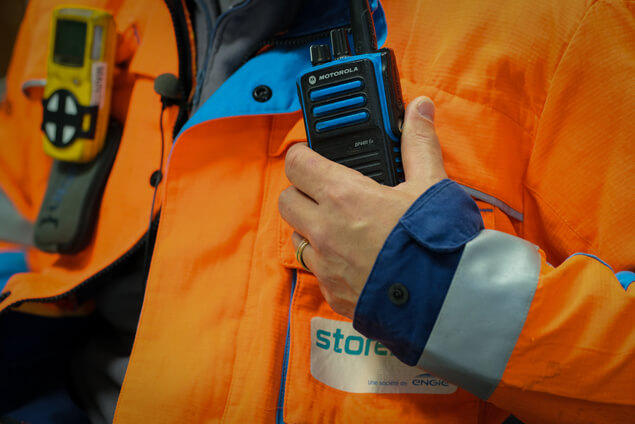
[283,270,304,422]
[534,0,599,124]
[523,0,600,243]
[113,142,180,422]
[525,184,594,251]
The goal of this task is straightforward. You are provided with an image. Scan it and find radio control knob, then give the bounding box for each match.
[330,29,351,59]
[310,44,332,66]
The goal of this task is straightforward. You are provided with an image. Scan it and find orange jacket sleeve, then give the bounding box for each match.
[357,2,634,423]
[490,1,635,421]
[411,2,635,422]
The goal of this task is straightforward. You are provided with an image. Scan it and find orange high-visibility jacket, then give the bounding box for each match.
[0,0,178,315]
[1,0,634,423]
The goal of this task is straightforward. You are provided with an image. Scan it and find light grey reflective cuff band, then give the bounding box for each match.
[417,230,540,399]
[459,185,523,222]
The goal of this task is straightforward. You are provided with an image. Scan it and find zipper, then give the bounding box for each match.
[241,26,347,66]
[190,0,213,109]
[0,218,159,316]
[190,0,252,111]
[276,269,297,424]
[191,0,213,108]
[163,0,194,138]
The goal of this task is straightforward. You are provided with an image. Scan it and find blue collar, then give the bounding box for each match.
[178,0,386,138]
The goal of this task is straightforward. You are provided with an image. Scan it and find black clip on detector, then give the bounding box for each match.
[296,0,405,186]
[34,120,121,253]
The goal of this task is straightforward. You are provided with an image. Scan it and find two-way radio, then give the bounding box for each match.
[296,0,405,186]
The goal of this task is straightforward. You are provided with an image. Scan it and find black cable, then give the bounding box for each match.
[163,0,193,138]
[143,105,166,275]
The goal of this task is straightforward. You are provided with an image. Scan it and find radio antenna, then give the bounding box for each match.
[349,0,377,54]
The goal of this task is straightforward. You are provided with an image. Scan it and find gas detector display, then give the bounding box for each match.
[53,19,87,67]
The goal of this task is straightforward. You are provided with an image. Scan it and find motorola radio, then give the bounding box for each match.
[41,6,116,163]
[296,0,405,186]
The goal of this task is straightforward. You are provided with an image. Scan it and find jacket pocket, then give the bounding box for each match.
[279,269,482,424]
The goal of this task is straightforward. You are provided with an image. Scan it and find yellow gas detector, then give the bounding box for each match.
[41,6,115,162]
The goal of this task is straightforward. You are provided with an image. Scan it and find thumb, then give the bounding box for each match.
[400,97,447,191]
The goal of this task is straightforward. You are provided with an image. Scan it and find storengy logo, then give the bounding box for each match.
[315,327,394,357]
[310,317,457,394]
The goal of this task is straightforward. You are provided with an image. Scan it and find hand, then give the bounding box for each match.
[278,97,447,320]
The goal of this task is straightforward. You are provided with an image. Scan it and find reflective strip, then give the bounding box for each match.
[20,78,46,100]
[417,230,540,399]
[459,185,523,222]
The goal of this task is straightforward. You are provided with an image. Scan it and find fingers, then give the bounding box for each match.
[400,97,447,189]
[284,143,358,202]
[278,185,320,240]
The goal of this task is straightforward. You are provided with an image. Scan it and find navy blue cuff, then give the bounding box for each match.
[353,179,483,366]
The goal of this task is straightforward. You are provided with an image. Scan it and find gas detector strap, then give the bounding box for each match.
[34,119,121,253]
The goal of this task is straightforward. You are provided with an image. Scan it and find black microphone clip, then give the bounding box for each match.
[153,73,181,108]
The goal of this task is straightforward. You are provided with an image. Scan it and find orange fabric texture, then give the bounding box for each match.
[0,0,633,423]
[487,2,635,422]
[0,0,178,312]
[115,0,634,422]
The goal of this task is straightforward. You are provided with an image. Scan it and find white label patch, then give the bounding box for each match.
[90,62,107,107]
[310,317,457,394]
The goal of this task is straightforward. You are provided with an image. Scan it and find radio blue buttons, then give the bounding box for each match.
[313,96,366,117]
[315,111,369,132]
[309,79,363,101]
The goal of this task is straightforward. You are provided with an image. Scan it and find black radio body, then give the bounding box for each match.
[296,0,405,186]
